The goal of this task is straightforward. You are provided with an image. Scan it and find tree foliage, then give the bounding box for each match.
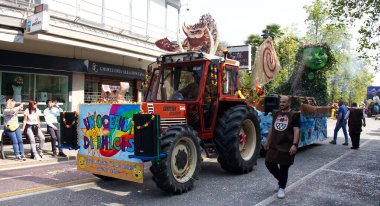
[304,0,328,43]
[244,24,285,66]
[267,31,302,94]
[240,0,375,105]
[304,0,375,104]
[328,0,380,70]
[244,34,262,66]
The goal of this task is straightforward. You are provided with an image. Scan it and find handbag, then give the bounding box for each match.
[6,120,19,132]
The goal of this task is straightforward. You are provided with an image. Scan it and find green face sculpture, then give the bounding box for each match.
[302,47,329,70]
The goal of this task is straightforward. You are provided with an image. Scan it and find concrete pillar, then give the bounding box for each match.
[70,72,85,111]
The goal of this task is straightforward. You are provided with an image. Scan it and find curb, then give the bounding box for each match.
[0,155,77,170]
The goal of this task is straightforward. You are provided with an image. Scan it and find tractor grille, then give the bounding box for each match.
[160,118,187,129]
[147,103,154,113]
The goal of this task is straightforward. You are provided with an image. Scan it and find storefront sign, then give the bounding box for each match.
[26,11,50,34]
[0,28,23,43]
[0,50,87,72]
[88,61,146,80]
[227,45,251,70]
[77,104,144,183]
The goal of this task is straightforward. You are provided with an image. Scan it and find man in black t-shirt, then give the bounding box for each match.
[348,102,366,149]
[264,95,300,199]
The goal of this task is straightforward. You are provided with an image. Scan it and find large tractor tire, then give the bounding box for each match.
[215,105,261,173]
[150,126,201,194]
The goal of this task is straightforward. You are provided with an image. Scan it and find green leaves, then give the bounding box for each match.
[327,0,380,71]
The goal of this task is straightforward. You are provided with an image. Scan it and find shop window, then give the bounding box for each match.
[0,72,69,124]
[35,74,68,107]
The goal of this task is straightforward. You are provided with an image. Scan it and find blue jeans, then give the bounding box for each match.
[4,127,24,156]
[333,122,348,141]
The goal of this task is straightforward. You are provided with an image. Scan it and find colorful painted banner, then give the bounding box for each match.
[77,104,144,183]
[77,154,143,183]
[257,110,327,147]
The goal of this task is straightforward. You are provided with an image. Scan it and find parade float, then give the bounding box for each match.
[252,42,332,150]
[64,13,332,194]
[64,14,261,194]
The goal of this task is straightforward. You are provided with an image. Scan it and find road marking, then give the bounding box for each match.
[321,168,380,178]
[254,140,372,206]
[0,175,31,181]
[0,177,98,200]
[0,181,98,202]
[356,149,380,152]
[0,160,77,172]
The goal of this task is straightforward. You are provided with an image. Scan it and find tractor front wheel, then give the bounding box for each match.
[150,126,201,194]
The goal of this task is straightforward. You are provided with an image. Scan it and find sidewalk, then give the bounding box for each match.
[0,142,77,170]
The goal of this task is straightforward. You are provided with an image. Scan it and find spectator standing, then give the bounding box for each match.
[44,100,66,157]
[348,102,366,149]
[3,99,25,161]
[330,99,349,145]
[22,100,45,160]
[264,95,300,199]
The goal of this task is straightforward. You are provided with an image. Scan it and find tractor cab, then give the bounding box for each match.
[145,52,244,139]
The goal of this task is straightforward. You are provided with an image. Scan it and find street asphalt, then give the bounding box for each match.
[0,118,378,206]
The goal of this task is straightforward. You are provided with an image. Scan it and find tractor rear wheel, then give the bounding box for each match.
[215,105,261,173]
[150,126,201,194]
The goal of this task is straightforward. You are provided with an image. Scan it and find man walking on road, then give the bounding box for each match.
[264,95,300,199]
[330,99,349,145]
[348,102,366,149]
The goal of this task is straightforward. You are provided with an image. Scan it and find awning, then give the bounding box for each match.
[0,28,23,43]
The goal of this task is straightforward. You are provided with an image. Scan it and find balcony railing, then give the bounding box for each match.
[0,0,178,43]
[0,0,41,8]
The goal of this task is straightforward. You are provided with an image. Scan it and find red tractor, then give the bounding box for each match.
[142,51,261,194]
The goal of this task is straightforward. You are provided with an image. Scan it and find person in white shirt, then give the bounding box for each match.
[22,100,45,160]
[44,99,66,157]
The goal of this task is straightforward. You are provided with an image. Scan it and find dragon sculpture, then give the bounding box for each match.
[155,13,220,55]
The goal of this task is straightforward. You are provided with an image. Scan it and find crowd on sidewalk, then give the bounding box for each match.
[3,99,67,161]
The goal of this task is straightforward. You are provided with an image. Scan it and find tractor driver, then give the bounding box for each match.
[179,72,201,100]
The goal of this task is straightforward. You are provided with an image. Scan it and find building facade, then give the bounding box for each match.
[0,0,181,118]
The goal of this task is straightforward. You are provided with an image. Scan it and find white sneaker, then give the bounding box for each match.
[34,155,42,161]
[39,152,44,159]
[277,188,285,199]
[15,155,22,161]
[21,155,26,161]
[274,183,280,192]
